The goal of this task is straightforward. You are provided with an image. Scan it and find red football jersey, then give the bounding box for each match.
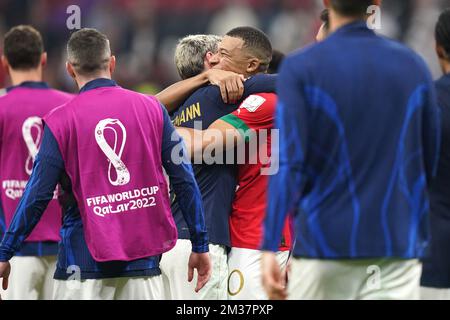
[221,93,292,251]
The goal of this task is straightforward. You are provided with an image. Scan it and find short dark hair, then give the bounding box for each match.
[330,0,373,17]
[3,25,44,70]
[67,28,111,76]
[226,26,272,72]
[267,50,285,74]
[436,8,450,57]
[320,9,330,30]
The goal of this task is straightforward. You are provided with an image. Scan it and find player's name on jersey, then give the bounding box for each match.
[172,102,201,126]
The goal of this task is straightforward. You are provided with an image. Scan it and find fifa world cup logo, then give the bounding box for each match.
[22,116,43,176]
[95,119,130,186]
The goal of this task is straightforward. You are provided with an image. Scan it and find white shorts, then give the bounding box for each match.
[53,275,164,300]
[0,255,57,300]
[227,248,289,300]
[288,258,422,300]
[420,287,450,300]
[160,240,228,300]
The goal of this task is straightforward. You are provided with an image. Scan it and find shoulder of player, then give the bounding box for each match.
[179,85,222,111]
[115,87,166,110]
[44,100,72,121]
[0,90,9,104]
[0,92,8,115]
[235,93,277,117]
[244,73,276,87]
[379,36,428,68]
[47,89,76,105]
[52,88,76,99]
[240,93,276,107]
[194,85,222,104]
[0,89,18,114]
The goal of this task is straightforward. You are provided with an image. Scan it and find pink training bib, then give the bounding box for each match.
[44,85,177,262]
[0,87,73,242]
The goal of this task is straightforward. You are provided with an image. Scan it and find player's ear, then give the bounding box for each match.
[204,51,215,70]
[66,62,76,79]
[1,55,9,75]
[40,52,47,68]
[436,44,448,60]
[109,55,116,75]
[246,58,260,74]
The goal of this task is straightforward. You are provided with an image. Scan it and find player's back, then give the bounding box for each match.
[0,83,73,242]
[45,82,176,262]
[283,21,439,258]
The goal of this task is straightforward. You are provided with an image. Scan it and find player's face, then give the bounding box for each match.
[212,36,252,75]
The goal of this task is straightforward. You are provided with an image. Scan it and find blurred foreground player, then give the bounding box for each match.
[0,28,211,300]
[0,25,73,300]
[421,8,450,300]
[262,0,440,300]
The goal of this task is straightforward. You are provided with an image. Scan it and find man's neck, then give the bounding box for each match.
[329,10,365,33]
[9,68,42,86]
[76,73,112,90]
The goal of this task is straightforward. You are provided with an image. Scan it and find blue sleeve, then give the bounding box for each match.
[202,74,277,110]
[261,58,308,252]
[0,126,64,262]
[423,72,441,183]
[159,103,209,253]
[243,74,277,95]
[0,203,5,239]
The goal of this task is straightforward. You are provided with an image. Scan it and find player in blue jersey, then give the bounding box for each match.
[261,0,441,300]
[160,34,277,300]
[160,34,230,300]
[420,8,450,300]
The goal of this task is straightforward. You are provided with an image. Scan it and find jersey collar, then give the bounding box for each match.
[79,78,117,93]
[333,21,375,37]
[6,81,50,93]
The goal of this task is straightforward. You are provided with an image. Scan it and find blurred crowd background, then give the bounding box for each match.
[0,0,448,93]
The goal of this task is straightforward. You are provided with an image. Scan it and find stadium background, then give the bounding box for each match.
[0,0,447,93]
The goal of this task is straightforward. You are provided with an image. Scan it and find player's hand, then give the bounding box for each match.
[206,69,245,104]
[188,252,212,293]
[0,261,11,300]
[261,252,287,300]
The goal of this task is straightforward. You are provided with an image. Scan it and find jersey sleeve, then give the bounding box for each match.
[220,93,276,142]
